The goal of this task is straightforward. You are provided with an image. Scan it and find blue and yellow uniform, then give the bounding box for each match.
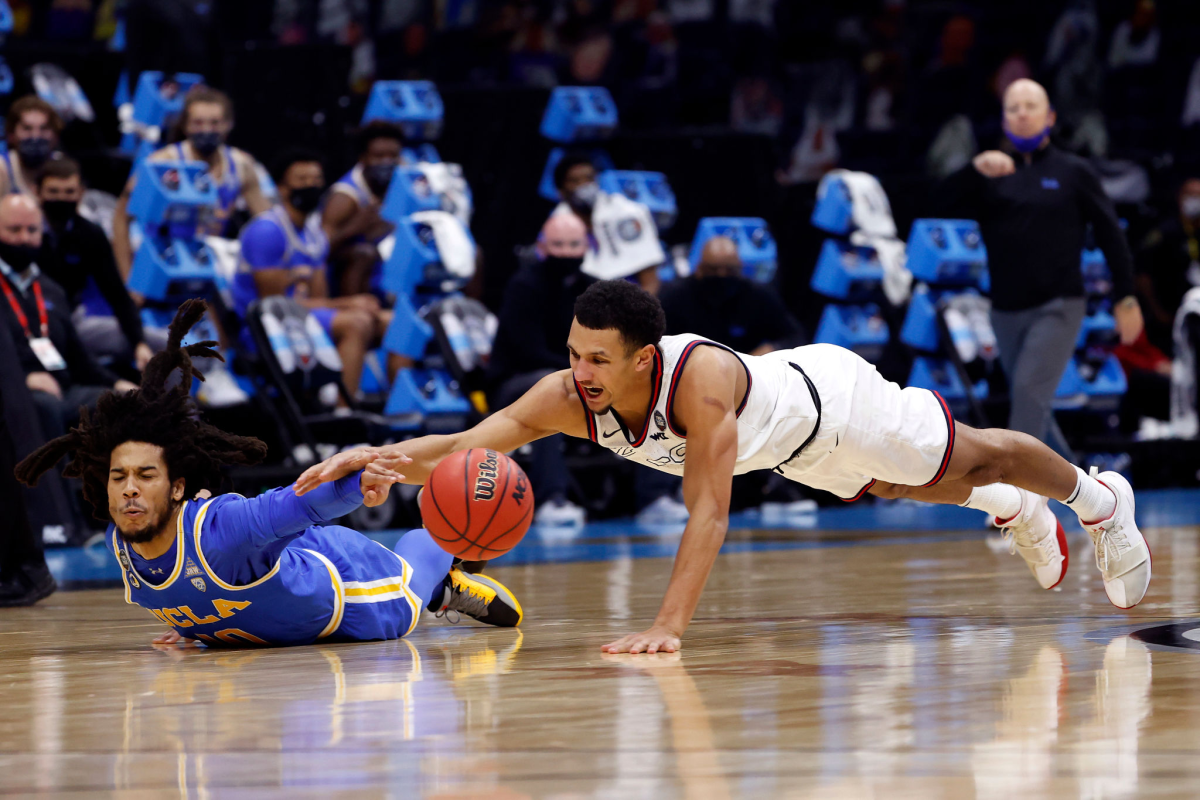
[233,205,335,334]
[105,472,453,646]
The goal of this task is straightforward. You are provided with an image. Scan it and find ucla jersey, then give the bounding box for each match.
[574,334,823,476]
[331,164,375,207]
[231,205,329,317]
[108,496,432,646]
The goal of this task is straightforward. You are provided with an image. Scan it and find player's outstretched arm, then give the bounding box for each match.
[602,348,741,655]
[295,370,588,499]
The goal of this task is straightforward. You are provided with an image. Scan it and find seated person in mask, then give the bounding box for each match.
[0,96,63,197]
[550,152,666,295]
[0,195,137,443]
[113,86,271,280]
[36,156,157,371]
[659,236,805,355]
[322,122,406,298]
[486,213,596,526]
[234,149,396,404]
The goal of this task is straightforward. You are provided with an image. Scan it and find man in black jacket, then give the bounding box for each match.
[659,236,805,355]
[36,156,156,370]
[939,79,1143,457]
[487,214,595,525]
[0,318,55,606]
[0,195,138,446]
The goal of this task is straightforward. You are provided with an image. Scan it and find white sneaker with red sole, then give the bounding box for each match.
[999,489,1069,590]
[1082,469,1151,609]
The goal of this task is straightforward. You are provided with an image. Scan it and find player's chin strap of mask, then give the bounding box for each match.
[773,362,822,474]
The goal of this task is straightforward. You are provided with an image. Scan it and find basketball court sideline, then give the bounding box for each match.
[3,490,1200,797]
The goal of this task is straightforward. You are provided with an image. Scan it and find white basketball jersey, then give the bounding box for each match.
[575,334,822,476]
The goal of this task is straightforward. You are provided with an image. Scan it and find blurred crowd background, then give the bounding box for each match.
[0,0,1198,563]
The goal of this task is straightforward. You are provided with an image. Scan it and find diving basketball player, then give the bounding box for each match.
[14,301,522,647]
[297,280,1151,655]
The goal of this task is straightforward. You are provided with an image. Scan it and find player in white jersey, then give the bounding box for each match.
[298,280,1152,654]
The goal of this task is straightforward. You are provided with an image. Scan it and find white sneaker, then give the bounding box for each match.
[1081,469,1151,609]
[636,495,690,525]
[196,363,249,408]
[999,489,1068,590]
[534,498,586,527]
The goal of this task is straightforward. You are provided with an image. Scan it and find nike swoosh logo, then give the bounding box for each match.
[602,429,620,439]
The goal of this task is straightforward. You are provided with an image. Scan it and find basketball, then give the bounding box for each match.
[419,448,534,560]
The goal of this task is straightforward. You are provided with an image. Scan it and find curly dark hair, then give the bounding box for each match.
[552,151,597,190]
[14,300,268,522]
[573,279,666,353]
[355,120,404,157]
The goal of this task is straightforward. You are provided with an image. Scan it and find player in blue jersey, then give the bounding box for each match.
[14,300,522,647]
[234,148,397,403]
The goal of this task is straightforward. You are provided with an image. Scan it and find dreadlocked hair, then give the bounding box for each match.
[14,299,268,521]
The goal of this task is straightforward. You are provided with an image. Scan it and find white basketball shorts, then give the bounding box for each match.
[774,344,956,501]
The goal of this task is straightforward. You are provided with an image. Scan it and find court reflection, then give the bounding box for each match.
[602,652,734,800]
[106,628,525,794]
[1072,636,1153,800]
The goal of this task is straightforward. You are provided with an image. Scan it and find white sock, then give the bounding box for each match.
[1063,466,1116,523]
[960,483,1023,521]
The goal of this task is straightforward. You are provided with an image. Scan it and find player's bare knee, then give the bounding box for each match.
[870,481,910,500]
[957,426,1018,486]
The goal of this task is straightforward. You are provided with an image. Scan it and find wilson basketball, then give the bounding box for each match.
[420,448,534,560]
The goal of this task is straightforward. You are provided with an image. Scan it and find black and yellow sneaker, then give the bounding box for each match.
[428,568,523,627]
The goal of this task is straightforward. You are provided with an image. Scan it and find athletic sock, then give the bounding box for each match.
[1063,465,1117,524]
[959,483,1023,521]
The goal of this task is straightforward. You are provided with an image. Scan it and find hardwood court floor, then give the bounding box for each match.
[4,525,1200,798]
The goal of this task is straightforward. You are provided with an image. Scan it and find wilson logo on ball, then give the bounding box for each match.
[511,474,528,505]
[473,450,500,501]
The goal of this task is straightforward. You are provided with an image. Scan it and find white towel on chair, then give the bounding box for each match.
[820,169,912,305]
[411,210,475,279]
[416,161,473,227]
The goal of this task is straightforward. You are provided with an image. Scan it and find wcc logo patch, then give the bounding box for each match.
[653,411,666,431]
[473,450,500,502]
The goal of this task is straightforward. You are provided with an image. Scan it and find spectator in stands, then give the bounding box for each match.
[488,213,594,527]
[113,86,271,279]
[322,121,405,298]
[0,319,55,607]
[35,156,156,371]
[659,236,805,355]
[0,195,138,445]
[939,78,1142,459]
[551,152,666,295]
[1136,176,1200,355]
[235,149,395,403]
[0,96,63,197]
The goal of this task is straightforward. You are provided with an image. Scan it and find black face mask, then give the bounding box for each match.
[189,131,223,157]
[288,185,324,214]
[17,137,53,169]
[41,199,77,225]
[696,274,745,305]
[0,240,39,273]
[543,255,584,276]
[364,163,396,196]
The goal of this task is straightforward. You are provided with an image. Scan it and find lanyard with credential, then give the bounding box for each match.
[0,274,48,339]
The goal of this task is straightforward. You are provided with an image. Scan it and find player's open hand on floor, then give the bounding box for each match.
[602,625,682,655]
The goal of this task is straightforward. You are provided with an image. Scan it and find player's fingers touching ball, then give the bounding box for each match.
[420,448,534,560]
